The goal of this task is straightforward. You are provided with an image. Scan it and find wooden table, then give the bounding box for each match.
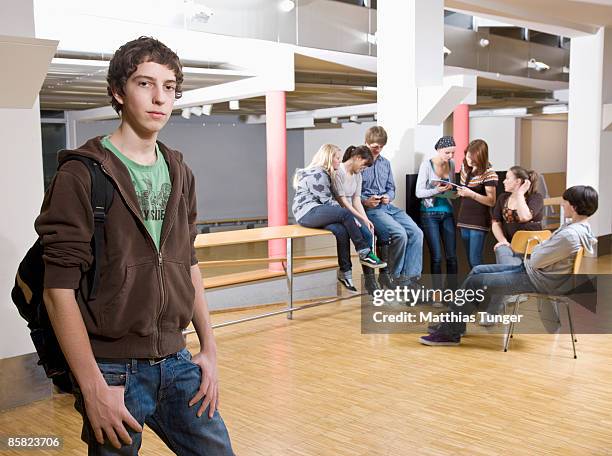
[194,225,332,322]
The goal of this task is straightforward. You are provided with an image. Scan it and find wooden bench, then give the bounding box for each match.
[202,259,339,289]
[192,225,335,327]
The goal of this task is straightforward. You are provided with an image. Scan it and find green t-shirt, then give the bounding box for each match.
[101,136,171,251]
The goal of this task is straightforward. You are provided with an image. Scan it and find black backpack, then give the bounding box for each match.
[11,156,114,393]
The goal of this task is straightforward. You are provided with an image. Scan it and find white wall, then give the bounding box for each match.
[75,116,304,221]
[469,116,519,171]
[567,27,611,238]
[1,0,44,358]
[600,129,612,237]
[600,28,612,237]
[303,121,376,165]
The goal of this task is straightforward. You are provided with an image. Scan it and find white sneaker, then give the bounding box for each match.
[338,277,358,293]
[503,295,528,305]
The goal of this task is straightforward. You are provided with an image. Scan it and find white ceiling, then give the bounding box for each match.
[446,0,612,36]
[39,0,608,114]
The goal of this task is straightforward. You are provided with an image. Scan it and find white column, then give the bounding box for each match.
[567,27,612,240]
[377,0,444,208]
[0,0,45,359]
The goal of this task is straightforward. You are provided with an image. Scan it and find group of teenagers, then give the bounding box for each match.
[292,126,599,346]
[30,34,600,454]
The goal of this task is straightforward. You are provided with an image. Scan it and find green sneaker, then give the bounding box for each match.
[359,252,387,269]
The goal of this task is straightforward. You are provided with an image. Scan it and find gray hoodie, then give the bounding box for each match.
[525,221,597,294]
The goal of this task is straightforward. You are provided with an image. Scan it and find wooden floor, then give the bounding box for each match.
[1,255,611,455]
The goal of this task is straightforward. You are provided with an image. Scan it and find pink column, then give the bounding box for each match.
[453,104,469,173]
[265,91,288,271]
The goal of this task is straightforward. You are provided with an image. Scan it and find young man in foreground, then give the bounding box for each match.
[36,37,234,454]
[419,185,598,346]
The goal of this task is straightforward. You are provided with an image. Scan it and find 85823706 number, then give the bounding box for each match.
[1,436,63,450]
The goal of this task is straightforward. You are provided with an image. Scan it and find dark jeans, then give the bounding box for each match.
[324,223,352,273]
[420,211,458,289]
[460,227,487,269]
[299,205,370,257]
[72,349,234,455]
[325,221,373,275]
[439,263,538,338]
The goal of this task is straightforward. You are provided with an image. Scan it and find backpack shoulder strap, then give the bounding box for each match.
[58,156,114,300]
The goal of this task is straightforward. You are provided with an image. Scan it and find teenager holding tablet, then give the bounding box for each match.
[415,136,458,295]
[420,185,598,346]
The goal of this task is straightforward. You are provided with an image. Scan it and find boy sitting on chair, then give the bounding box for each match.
[419,185,598,346]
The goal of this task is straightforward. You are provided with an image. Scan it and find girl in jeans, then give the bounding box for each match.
[491,166,544,263]
[415,136,458,299]
[292,144,385,292]
[456,139,498,268]
[333,145,379,294]
[479,166,544,324]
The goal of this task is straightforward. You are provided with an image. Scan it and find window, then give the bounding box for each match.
[41,118,66,190]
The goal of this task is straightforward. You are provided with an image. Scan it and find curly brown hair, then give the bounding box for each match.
[107,36,183,113]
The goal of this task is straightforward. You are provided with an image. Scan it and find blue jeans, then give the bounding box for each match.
[358,221,374,250]
[439,263,538,338]
[494,244,523,266]
[324,222,372,276]
[420,211,457,289]
[72,349,234,455]
[484,244,525,313]
[460,228,487,269]
[299,205,370,255]
[366,204,423,279]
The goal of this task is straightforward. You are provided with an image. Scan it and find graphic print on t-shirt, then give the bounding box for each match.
[136,178,171,221]
[101,136,171,250]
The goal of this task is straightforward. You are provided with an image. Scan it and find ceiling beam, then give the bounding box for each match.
[446,0,599,36]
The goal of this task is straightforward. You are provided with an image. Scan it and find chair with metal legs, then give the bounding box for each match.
[503,246,583,359]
